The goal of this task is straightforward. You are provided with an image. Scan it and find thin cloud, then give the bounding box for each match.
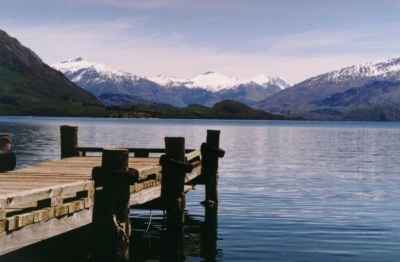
[256,23,400,57]
[3,3,400,84]
[37,0,183,9]
[3,21,394,84]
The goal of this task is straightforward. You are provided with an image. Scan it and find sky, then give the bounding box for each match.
[1,0,400,84]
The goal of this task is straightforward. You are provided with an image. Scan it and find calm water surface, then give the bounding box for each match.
[1,117,400,261]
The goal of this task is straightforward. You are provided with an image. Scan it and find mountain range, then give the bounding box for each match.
[51,56,400,121]
[3,27,400,121]
[256,57,400,119]
[51,58,292,107]
[0,29,289,119]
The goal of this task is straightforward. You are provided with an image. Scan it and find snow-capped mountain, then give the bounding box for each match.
[51,57,292,107]
[248,74,292,90]
[52,57,188,106]
[149,72,292,92]
[257,56,400,116]
[309,57,400,84]
[52,57,145,96]
[52,57,136,82]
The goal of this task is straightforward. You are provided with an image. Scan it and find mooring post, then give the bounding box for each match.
[201,130,225,206]
[159,137,192,261]
[0,134,16,172]
[162,137,187,229]
[60,125,79,158]
[91,148,132,262]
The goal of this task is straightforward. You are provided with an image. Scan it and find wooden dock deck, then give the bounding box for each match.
[0,155,201,256]
[0,126,224,260]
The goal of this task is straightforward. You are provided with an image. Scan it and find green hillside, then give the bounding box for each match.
[0,29,101,107]
[120,100,297,120]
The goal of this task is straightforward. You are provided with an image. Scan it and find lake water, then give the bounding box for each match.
[1,117,400,261]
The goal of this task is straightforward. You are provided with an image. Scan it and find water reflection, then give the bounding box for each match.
[130,206,221,262]
[201,207,219,262]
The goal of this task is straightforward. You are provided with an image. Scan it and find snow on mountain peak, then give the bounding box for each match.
[314,56,400,83]
[149,72,293,91]
[187,72,241,91]
[148,75,189,87]
[51,57,142,83]
[247,74,293,89]
[250,74,271,85]
[59,57,83,64]
[53,57,293,92]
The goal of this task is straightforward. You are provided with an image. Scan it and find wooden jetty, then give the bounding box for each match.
[0,126,224,260]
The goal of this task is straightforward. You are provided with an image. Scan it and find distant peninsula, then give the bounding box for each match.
[0,99,299,120]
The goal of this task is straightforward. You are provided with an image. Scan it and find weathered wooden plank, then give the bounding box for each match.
[0,189,25,193]
[45,207,56,220]
[16,213,34,228]
[137,165,162,178]
[76,147,195,154]
[55,205,69,217]
[0,178,89,183]
[7,217,16,231]
[184,185,193,193]
[11,166,94,175]
[34,157,102,166]
[185,149,201,162]
[0,220,6,233]
[185,165,202,182]
[130,185,161,206]
[34,156,159,166]
[0,180,94,209]
[0,176,89,181]
[83,197,94,209]
[32,209,50,223]
[4,199,90,229]
[66,200,85,213]
[128,184,195,207]
[0,181,76,187]
[129,180,157,194]
[0,208,93,256]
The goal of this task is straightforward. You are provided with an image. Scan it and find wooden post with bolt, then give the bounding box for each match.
[201,130,225,206]
[91,148,136,262]
[161,137,192,229]
[60,125,80,158]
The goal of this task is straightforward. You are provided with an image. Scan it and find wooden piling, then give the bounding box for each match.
[161,137,187,229]
[91,148,131,262]
[201,130,225,206]
[60,126,78,159]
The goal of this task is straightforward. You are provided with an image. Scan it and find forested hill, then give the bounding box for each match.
[0,29,101,111]
[120,100,294,120]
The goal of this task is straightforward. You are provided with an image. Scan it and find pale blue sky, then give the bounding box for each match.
[1,0,400,83]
